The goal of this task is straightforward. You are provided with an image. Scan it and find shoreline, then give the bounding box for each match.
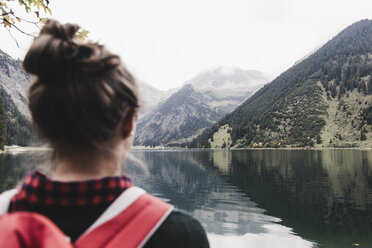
[132,146,372,151]
[1,145,371,153]
[1,145,51,153]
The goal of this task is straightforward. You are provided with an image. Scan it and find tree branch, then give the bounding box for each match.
[14,16,39,25]
[1,18,35,36]
[7,28,20,48]
[9,12,41,30]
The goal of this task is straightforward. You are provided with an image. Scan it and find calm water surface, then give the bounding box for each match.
[0,149,371,248]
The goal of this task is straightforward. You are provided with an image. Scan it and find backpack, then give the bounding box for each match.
[0,186,174,248]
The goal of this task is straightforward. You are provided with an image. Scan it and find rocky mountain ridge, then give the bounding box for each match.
[134,67,270,146]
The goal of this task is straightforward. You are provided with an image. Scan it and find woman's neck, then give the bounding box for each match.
[51,153,122,182]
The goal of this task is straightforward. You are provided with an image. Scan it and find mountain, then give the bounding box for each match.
[191,19,372,148]
[135,84,225,146]
[185,66,268,90]
[137,80,168,117]
[134,67,270,146]
[182,66,269,113]
[0,50,170,146]
[294,46,320,65]
[0,50,33,146]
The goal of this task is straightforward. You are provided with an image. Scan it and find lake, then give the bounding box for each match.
[0,149,371,248]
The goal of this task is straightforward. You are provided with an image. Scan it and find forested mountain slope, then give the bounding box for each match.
[0,50,33,146]
[191,19,372,148]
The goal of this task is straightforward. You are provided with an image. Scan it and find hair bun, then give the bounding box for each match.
[23,19,81,82]
[40,19,80,42]
[77,44,121,74]
[23,19,122,84]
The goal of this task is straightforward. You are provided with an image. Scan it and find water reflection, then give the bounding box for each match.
[0,152,47,192]
[212,149,372,248]
[128,150,314,248]
[0,149,371,248]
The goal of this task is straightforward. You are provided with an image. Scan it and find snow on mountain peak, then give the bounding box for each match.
[186,66,270,91]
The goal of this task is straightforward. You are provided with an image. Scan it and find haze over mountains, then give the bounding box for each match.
[134,67,270,146]
[0,49,270,147]
[191,19,372,148]
[137,66,269,115]
[0,19,371,148]
[182,66,268,113]
[137,80,169,116]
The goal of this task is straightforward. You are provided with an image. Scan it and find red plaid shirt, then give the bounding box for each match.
[9,171,133,211]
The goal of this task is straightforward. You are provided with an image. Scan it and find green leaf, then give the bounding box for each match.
[75,29,89,41]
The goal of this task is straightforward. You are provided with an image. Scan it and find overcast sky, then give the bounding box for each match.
[1,0,372,90]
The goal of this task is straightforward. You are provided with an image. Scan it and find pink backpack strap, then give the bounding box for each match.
[75,187,173,248]
[0,212,72,248]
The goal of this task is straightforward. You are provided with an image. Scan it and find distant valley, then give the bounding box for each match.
[134,67,270,146]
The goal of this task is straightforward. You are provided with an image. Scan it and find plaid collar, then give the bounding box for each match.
[10,171,133,211]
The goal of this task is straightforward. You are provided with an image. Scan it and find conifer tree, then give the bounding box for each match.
[0,98,5,150]
[361,81,367,95]
[368,75,372,95]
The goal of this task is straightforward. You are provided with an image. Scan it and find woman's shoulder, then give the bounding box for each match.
[145,210,210,248]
